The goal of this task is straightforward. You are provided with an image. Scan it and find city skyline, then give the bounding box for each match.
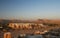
[0,0,60,20]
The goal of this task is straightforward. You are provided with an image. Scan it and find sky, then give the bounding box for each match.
[0,0,60,20]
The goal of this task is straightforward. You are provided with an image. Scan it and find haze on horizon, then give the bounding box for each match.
[0,0,60,20]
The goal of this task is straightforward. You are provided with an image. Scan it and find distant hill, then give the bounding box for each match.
[0,19,60,24]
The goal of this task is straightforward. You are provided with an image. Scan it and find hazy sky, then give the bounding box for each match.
[0,0,60,20]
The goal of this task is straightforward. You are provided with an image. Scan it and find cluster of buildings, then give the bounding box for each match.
[8,22,44,29]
